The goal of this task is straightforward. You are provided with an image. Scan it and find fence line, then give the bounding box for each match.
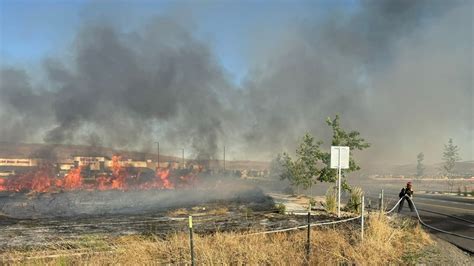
[243,215,362,236]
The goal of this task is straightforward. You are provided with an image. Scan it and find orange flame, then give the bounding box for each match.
[111,155,127,190]
[156,167,174,189]
[61,166,83,190]
[0,156,201,193]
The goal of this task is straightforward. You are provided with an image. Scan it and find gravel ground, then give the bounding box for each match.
[416,236,473,265]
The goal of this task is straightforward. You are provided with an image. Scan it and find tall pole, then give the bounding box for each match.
[182,148,185,168]
[189,215,195,266]
[337,147,342,218]
[361,195,365,241]
[306,210,311,262]
[380,189,384,212]
[223,145,226,172]
[155,141,160,168]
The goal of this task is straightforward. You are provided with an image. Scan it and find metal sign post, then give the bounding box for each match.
[361,195,365,241]
[330,146,350,218]
[189,215,195,266]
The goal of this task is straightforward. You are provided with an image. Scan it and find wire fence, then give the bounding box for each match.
[188,199,366,264]
[243,215,362,236]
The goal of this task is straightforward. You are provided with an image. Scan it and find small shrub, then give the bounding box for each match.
[463,186,468,197]
[346,186,364,214]
[209,207,228,215]
[324,186,337,214]
[275,203,286,214]
[457,186,462,196]
[309,197,317,209]
[167,208,188,216]
[242,207,253,220]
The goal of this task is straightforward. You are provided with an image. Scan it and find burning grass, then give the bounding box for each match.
[0,155,199,193]
[1,214,434,265]
[0,181,273,219]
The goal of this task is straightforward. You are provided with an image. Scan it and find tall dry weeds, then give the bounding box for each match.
[324,186,337,214]
[346,186,363,214]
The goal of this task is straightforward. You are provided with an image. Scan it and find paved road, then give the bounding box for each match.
[372,191,474,253]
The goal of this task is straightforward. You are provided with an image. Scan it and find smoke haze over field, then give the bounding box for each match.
[0,0,472,164]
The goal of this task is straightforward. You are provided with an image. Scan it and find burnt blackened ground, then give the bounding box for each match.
[0,198,341,251]
[0,181,273,219]
[0,183,276,249]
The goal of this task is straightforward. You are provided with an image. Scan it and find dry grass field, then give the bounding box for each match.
[1,214,438,265]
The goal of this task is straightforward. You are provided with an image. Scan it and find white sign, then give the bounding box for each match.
[330,146,350,169]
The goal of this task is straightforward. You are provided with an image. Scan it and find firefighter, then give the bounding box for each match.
[397,181,414,213]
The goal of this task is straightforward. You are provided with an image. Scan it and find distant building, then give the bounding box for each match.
[58,164,74,171]
[73,156,106,171]
[0,158,39,177]
[116,159,148,168]
[0,158,37,167]
[0,170,15,177]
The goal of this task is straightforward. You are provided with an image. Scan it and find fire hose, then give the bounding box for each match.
[384,196,406,214]
[386,195,474,241]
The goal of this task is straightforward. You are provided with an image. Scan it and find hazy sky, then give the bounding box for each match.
[0,0,472,165]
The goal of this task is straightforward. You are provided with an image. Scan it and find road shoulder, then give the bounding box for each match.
[415,235,473,265]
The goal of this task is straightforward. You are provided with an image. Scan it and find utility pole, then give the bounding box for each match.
[155,141,160,168]
[182,148,185,169]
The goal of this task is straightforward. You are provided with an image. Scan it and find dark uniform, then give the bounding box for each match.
[397,182,414,213]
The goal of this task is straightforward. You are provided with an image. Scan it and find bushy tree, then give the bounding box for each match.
[291,133,323,189]
[269,154,285,179]
[416,152,425,177]
[279,115,370,191]
[319,115,370,187]
[443,138,461,177]
[278,151,307,192]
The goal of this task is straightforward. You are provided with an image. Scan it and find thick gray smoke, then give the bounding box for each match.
[241,0,473,163]
[0,69,54,142]
[0,0,472,164]
[2,17,238,161]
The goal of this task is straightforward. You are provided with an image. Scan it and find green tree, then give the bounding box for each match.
[319,115,370,188]
[269,154,285,179]
[278,152,303,189]
[443,138,461,177]
[416,152,425,177]
[293,133,323,189]
[279,115,370,191]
